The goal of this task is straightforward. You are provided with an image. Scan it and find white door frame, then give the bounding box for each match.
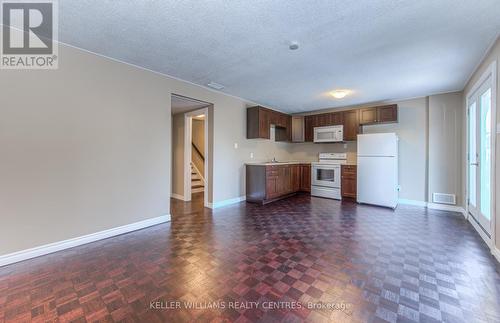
[465,60,497,249]
[184,107,209,207]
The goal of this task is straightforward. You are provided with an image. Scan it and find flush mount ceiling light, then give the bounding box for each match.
[330,90,349,99]
[207,81,224,90]
[289,41,299,50]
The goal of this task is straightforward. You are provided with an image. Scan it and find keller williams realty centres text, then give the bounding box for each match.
[150,300,351,311]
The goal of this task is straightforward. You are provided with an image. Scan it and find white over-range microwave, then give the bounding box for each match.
[313,125,343,143]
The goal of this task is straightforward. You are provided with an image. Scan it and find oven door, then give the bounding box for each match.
[312,164,340,188]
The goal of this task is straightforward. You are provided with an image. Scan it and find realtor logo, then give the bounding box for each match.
[1,0,58,69]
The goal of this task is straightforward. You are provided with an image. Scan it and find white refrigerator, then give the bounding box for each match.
[357,133,399,208]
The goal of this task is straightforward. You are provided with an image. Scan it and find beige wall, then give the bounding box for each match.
[0,42,290,255]
[171,113,185,196]
[463,36,499,249]
[0,44,172,255]
[428,92,464,205]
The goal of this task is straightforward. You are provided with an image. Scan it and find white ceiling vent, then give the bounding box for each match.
[432,193,456,205]
[207,82,225,90]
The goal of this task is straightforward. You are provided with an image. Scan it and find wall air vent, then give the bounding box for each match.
[432,193,456,205]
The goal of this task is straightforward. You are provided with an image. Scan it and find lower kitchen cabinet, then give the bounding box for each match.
[300,164,311,192]
[341,165,357,199]
[246,163,311,204]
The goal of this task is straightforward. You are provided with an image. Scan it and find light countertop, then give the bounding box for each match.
[245,161,313,166]
[245,161,357,166]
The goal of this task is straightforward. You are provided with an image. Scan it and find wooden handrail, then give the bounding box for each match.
[192,143,204,161]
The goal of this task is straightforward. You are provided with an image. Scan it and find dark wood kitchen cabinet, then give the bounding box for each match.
[359,104,397,125]
[377,104,398,123]
[246,163,311,204]
[331,112,343,125]
[250,104,397,142]
[247,106,291,141]
[359,107,378,124]
[291,164,301,192]
[342,109,360,141]
[341,165,357,199]
[304,115,314,142]
[316,113,330,126]
[304,111,347,142]
[247,106,271,139]
[299,164,311,192]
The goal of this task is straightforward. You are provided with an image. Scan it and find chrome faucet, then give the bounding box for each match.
[271,157,277,163]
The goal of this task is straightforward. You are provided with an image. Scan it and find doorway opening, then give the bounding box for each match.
[466,61,497,244]
[171,94,211,209]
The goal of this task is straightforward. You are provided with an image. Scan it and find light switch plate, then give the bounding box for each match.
[234,143,238,149]
[250,152,254,159]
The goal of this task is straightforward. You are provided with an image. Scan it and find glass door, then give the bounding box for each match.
[468,78,493,235]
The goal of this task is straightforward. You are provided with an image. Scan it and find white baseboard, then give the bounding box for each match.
[208,196,246,209]
[398,199,465,216]
[0,214,171,267]
[427,202,466,216]
[492,247,500,264]
[171,193,185,201]
[468,214,493,246]
[398,199,427,207]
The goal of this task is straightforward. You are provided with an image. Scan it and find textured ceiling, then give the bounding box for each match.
[60,1,500,113]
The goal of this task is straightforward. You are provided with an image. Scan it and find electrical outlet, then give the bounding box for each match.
[234,143,238,149]
[250,152,254,159]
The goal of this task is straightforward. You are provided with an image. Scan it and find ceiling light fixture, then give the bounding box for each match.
[195,114,205,118]
[289,41,299,50]
[207,82,224,90]
[330,90,349,99]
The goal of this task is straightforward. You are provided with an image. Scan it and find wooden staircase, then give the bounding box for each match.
[191,163,204,193]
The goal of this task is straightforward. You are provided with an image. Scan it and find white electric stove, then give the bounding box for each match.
[311,153,347,200]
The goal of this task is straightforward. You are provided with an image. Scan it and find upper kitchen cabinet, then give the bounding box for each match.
[359,107,377,124]
[304,111,345,142]
[316,113,331,126]
[342,109,360,141]
[291,116,305,142]
[247,106,292,141]
[304,115,314,142]
[330,112,343,125]
[360,104,398,125]
[247,106,271,139]
[377,104,398,123]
